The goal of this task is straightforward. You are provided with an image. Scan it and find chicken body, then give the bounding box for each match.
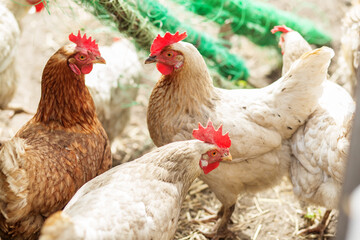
[146,39,334,237]
[0,0,43,109]
[291,82,354,208]
[330,0,360,97]
[0,43,112,240]
[276,27,355,235]
[40,140,230,240]
[86,39,143,141]
[0,2,20,109]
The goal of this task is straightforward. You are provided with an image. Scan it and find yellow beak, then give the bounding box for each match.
[221,153,232,162]
[92,56,106,64]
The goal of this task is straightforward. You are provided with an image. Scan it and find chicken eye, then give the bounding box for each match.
[211,151,217,156]
[166,52,173,57]
[79,55,86,61]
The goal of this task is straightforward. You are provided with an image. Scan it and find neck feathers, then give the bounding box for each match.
[34,48,96,130]
[142,141,203,197]
[147,43,217,145]
[4,1,32,20]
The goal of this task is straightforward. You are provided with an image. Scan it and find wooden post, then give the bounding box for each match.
[336,67,360,239]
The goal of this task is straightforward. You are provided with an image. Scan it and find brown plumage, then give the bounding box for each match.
[0,35,112,240]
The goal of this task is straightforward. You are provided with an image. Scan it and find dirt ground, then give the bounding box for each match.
[0,0,352,239]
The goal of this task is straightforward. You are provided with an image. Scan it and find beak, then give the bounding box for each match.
[221,153,232,162]
[145,55,157,64]
[92,56,106,64]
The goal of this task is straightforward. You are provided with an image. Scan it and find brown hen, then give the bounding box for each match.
[0,31,112,240]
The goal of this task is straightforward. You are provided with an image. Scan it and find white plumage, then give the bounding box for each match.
[86,38,144,141]
[39,140,229,240]
[0,1,20,109]
[291,81,354,208]
[276,26,355,234]
[0,0,43,109]
[330,0,360,97]
[145,37,334,238]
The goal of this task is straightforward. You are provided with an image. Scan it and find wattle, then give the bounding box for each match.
[156,63,173,75]
[69,63,81,75]
[81,64,93,74]
[201,162,220,175]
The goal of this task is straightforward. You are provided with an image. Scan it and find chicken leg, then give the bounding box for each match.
[192,205,225,224]
[298,209,332,238]
[200,204,235,240]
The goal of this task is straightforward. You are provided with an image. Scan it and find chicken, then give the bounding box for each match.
[144,32,334,239]
[85,37,143,141]
[330,0,360,97]
[39,121,232,240]
[0,31,112,240]
[0,0,44,111]
[271,25,355,237]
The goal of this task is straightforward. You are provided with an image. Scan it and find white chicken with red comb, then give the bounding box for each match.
[272,25,355,237]
[0,0,45,111]
[145,31,334,239]
[39,121,232,240]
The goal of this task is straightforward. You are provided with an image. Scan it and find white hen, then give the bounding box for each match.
[39,122,232,240]
[330,0,360,97]
[272,25,356,236]
[0,0,44,109]
[85,38,143,141]
[144,32,334,239]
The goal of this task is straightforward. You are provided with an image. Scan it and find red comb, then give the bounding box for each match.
[271,25,293,34]
[192,120,231,148]
[35,0,45,12]
[26,0,46,12]
[69,31,100,56]
[150,32,187,55]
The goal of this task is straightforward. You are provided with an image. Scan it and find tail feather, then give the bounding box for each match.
[39,211,77,240]
[265,46,334,138]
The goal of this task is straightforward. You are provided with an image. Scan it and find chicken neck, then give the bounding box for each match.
[139,141,207,198]
[1,0,32,20]
[33,48,97,131]
[147,48,218,146]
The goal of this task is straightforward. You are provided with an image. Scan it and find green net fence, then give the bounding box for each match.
[72,0,332,81]
[174,0,331,46]
[73,0,249,80]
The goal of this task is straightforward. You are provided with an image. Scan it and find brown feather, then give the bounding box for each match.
[0,44,112,240]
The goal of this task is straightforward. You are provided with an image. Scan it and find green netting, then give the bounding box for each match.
[174,0,332,46]
[72,0,249,81]
[73,0,157,51]
[135,0,249,80]
[71,0,330,81]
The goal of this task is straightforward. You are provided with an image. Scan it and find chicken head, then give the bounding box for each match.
[68,31,106,75]
[145,31,187,75]
[193,121,232,174]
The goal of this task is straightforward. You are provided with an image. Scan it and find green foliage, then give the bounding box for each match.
[304,208,322,225]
